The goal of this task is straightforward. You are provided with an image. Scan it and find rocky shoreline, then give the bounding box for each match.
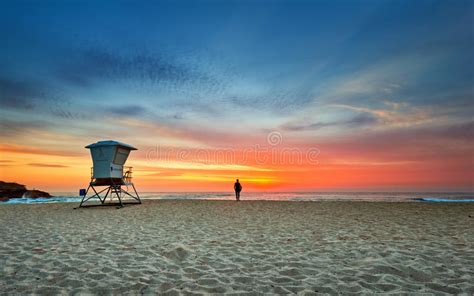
[0,181,52,201]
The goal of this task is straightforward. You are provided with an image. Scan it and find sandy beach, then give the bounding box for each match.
[0,200,473,294]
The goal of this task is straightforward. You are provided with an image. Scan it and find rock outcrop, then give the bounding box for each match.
[0,181,52,200]
[22,189,52,198]
[0,181,27,199]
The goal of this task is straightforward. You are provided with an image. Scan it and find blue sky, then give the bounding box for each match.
[0,0,473,191]
[1,0,472,123]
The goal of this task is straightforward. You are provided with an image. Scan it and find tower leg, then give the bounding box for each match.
[132,183,141,204]
[119,183,141,204]
[111,181,123,208]
[79,185,91,207]
[91,185,103,203]
[78,185,109,207]
[110,177,123,208]
[103,187,111,204]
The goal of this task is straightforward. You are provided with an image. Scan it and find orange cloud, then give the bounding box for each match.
[0,143,83,157]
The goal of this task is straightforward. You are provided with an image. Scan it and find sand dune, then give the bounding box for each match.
[0,200,473,294]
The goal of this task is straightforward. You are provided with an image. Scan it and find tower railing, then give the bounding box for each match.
[123,166,133,183]
[89,166,134,183]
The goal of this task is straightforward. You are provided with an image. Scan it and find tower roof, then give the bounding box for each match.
[85,140,137,150]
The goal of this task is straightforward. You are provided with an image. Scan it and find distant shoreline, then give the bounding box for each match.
[1,192,473,205]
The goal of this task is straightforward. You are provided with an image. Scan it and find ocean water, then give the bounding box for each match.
[1,192,473,204]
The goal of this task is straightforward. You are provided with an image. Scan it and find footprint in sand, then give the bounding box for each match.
[163,245,190,262]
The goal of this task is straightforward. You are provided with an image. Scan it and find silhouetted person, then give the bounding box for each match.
[234,179,242,201]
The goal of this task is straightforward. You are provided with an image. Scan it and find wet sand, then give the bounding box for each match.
[0,200,473,294]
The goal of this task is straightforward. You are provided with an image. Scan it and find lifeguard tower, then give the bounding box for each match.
[78,140,141,207]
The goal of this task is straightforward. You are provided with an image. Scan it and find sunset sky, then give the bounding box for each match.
[0,0,473,192]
